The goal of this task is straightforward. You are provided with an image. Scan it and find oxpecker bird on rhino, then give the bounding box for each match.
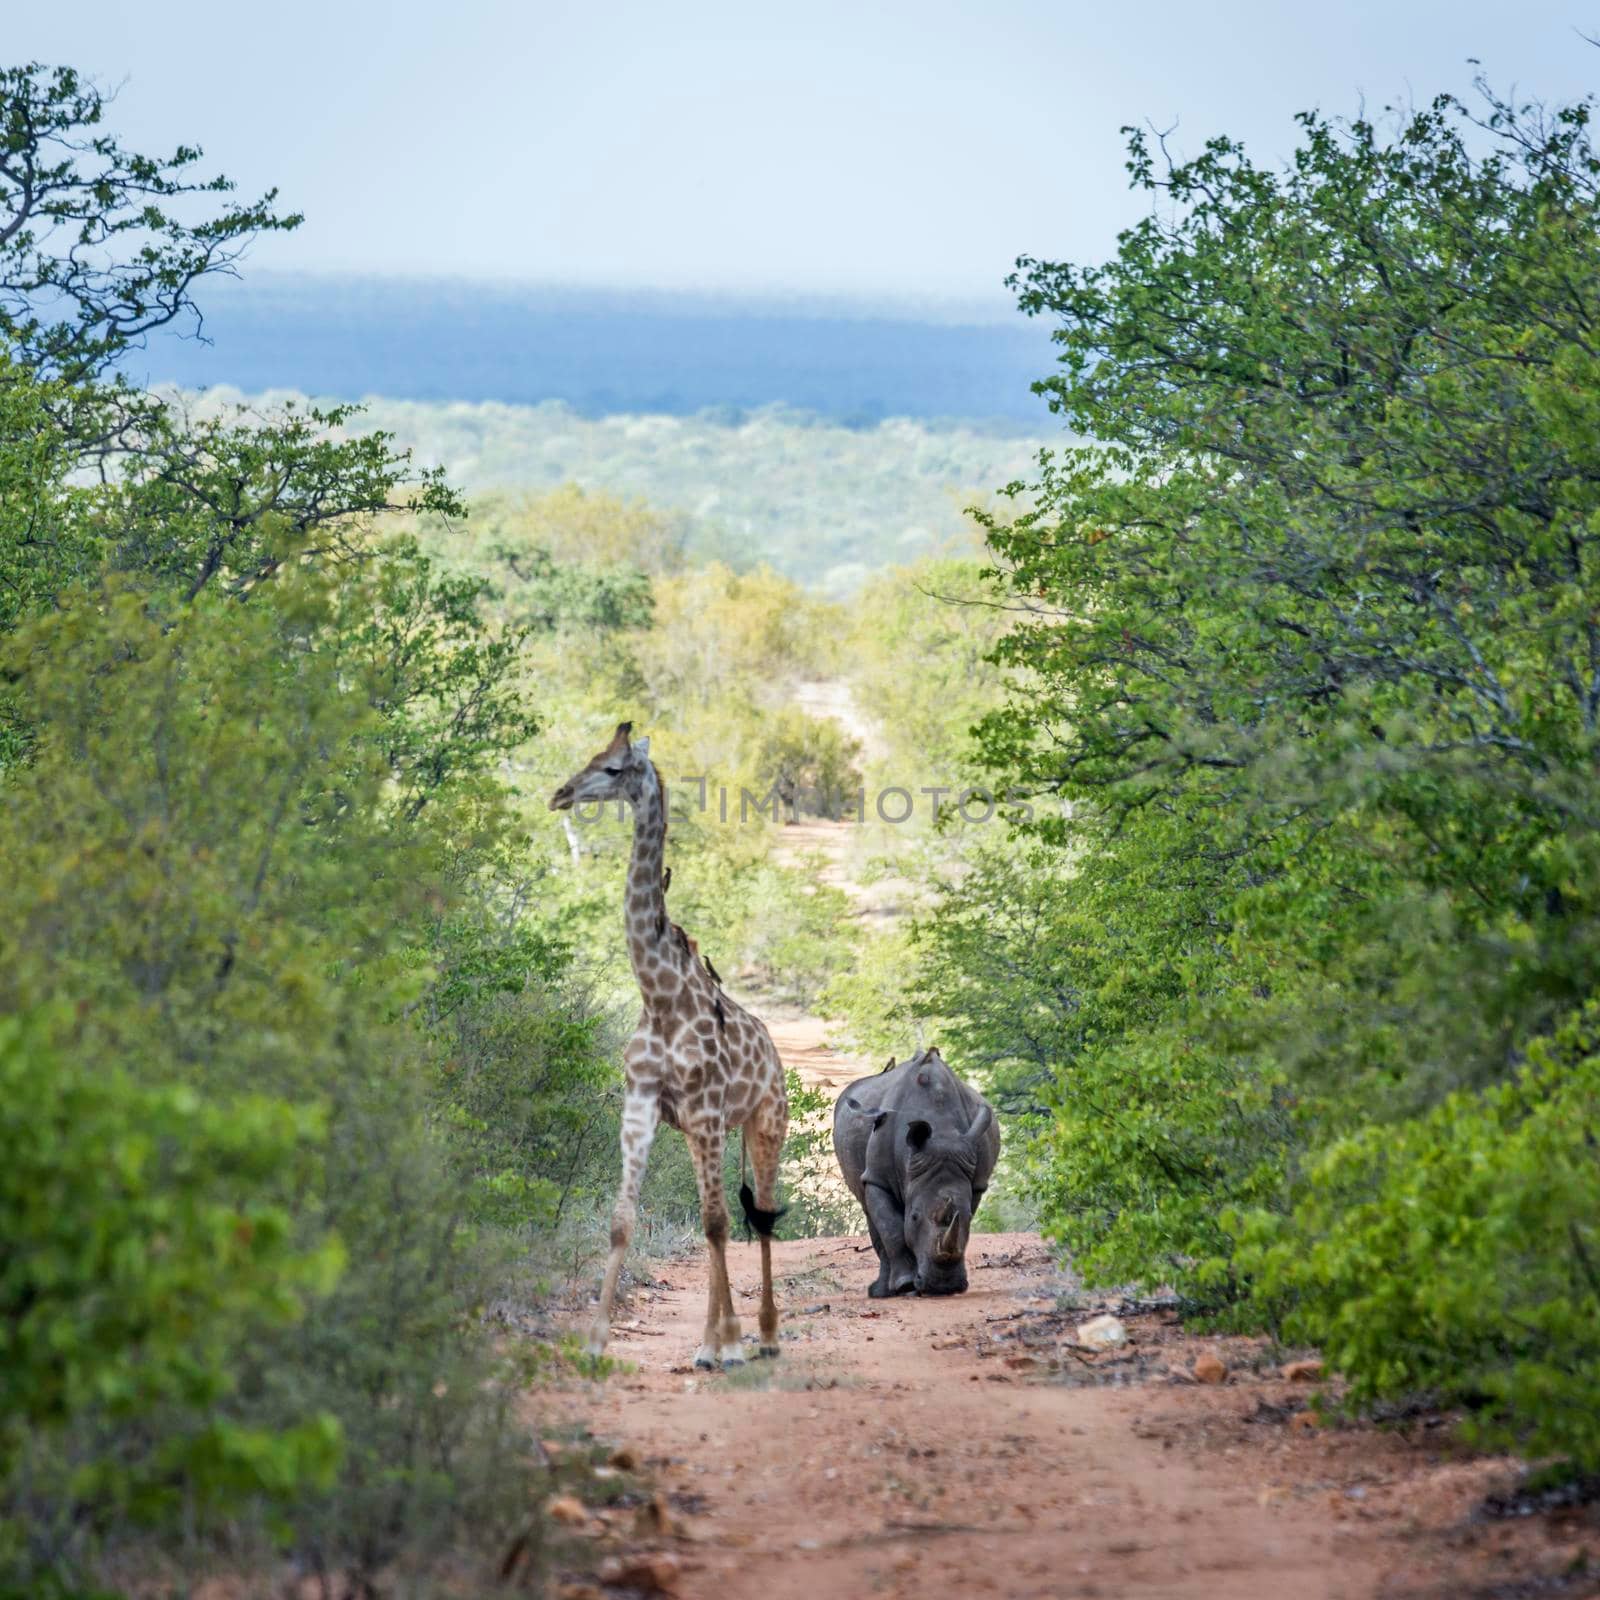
[832,1047,1000,1297]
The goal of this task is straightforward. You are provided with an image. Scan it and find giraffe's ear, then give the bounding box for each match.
[632,735,651,760]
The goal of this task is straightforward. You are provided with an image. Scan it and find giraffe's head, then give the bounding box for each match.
[548,721,652,811]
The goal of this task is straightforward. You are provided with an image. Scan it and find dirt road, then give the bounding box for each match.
[541,1225,1591,1600]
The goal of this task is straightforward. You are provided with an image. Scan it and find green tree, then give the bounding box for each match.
[0,54,621,1593]
[0,63,296,381]
[943,74,1600,1463]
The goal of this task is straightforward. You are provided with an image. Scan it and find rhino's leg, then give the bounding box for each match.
[864,1213,896,1298]
[863,1184,917,1298]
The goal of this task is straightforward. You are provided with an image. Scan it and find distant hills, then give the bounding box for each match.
[178,387,1056,592]
[132,273,1059,426]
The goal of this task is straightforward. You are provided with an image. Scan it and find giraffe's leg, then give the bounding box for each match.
[688,1127,743,1368]
[748,1101,788,1358]
[587,1085,659,1357]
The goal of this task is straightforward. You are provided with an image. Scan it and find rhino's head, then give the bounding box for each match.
[901,1103,992,1294]
[847,1086,993,1296]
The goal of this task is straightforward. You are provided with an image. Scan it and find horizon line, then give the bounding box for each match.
[211,264,1032,330]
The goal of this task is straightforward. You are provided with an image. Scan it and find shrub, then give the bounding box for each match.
[0,1011,341,1579]
[0,575,548,1591]
[1232,1002,1600,1468]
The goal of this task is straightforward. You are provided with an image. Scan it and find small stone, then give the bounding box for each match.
[608,1445,640,1470]
[633,1484,678,1536]
[638,1552,683,1592]
[546,1494,588,1526]
[1005,1353,1044,1372]
[1282,1359,1324,1382]
[598,1553,680,1591]
[1192,1352,1228,1384]
[1076,1314,1127,1348]
[1289,1410,1321,1434]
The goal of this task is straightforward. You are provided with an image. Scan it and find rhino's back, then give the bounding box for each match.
[832,1054,1001,1198]
[831,1064,891,1202]
[877,1055,982,1128]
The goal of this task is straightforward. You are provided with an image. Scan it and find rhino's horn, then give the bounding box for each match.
[935,1211,962,1263]
[966,1101,993,1142]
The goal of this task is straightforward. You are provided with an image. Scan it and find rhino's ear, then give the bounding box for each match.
[906,1119,933,1152]
[845,1096,890,1132]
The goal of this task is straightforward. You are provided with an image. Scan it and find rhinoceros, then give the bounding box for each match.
[831,1047,1000,1297]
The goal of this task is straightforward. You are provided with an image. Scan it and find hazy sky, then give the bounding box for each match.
[14,2,1600,305]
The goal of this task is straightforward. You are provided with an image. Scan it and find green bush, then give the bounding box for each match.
[0,572,550,1591]
[746,705,861,819]
[1232,1003,1600,1467]
[0,1010,342,1571]
[426,911,621,1229]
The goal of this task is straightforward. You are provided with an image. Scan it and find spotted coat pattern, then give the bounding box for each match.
[550,723,788,1366]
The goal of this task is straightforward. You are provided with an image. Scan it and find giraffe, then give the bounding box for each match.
[550,722,789,1368]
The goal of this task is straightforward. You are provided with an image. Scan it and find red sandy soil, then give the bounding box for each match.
[535,1230,1600,1600]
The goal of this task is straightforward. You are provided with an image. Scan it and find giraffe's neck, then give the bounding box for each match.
[623,763,672,989]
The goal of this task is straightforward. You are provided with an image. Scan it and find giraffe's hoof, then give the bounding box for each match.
[693,1347,718,1370]
[757,1343,781,1360]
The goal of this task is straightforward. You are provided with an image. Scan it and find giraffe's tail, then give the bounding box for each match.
[738,1131,787,1240]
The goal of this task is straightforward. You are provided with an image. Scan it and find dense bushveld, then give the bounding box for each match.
[9,45,1600,1600]
[174,386,1050,594]
[863,76,1600,1472]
